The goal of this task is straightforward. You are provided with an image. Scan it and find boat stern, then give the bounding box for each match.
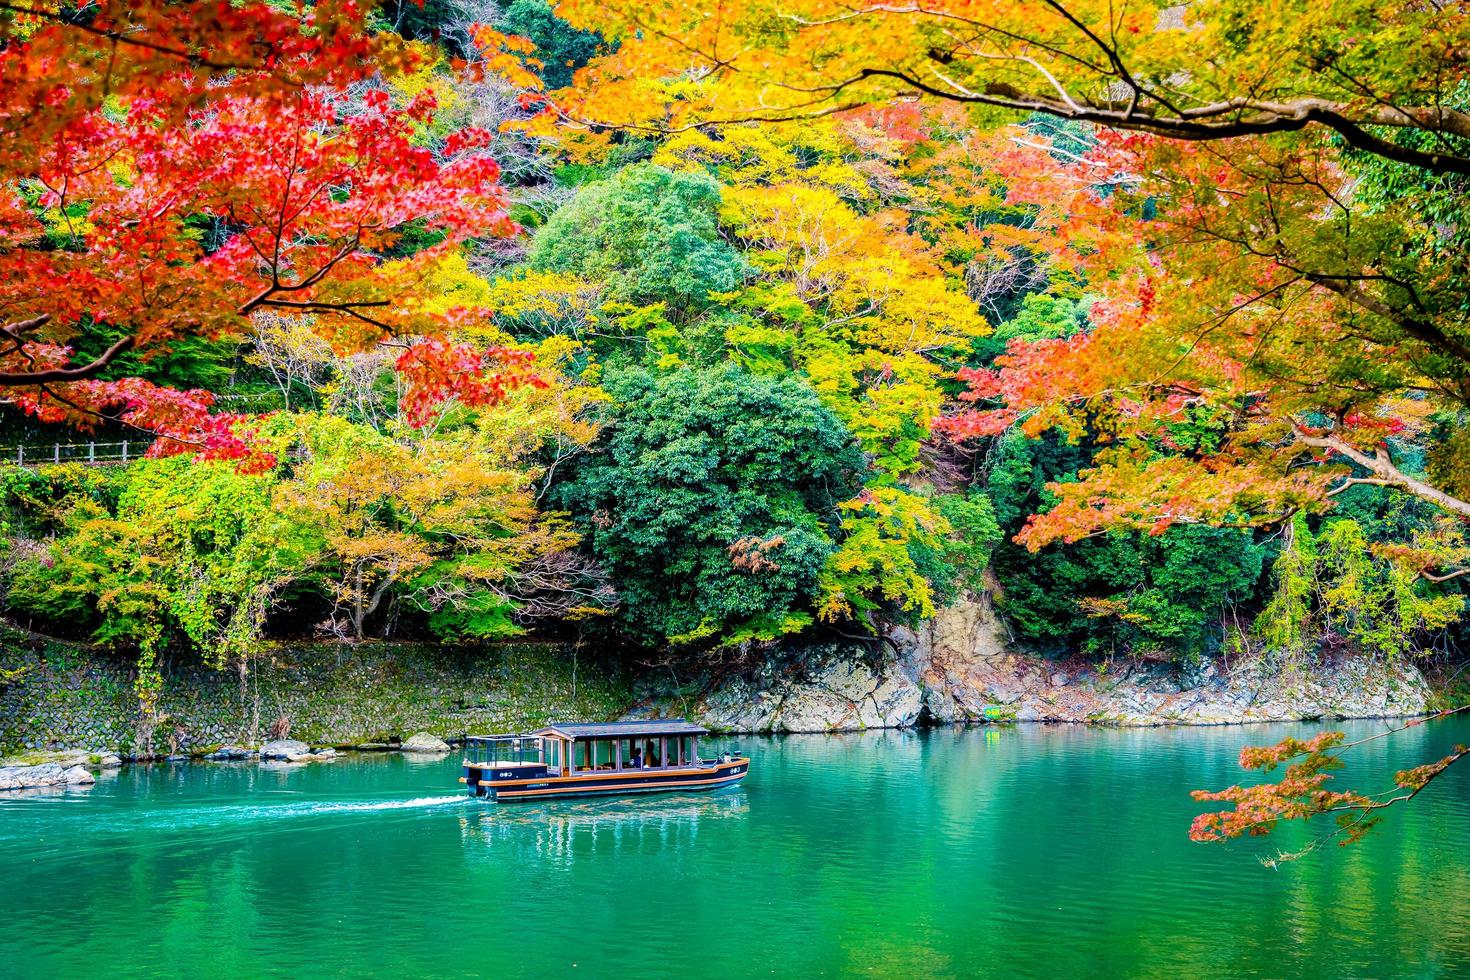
[461,760,554,799]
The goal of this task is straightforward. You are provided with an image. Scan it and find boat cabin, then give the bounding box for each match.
[461,719,748,801]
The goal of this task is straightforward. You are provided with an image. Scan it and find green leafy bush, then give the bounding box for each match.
[555,364,864,644]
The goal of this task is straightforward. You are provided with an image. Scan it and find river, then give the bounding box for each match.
[4,718,1470,978]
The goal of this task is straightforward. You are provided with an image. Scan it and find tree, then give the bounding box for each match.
[555,364,865,645]
[651,118,989,478]
[550,0,1470,175]
[499,0,606,90]
[0,3,535,463]
[1189,714,1470,865]
[925,125,1470,577]
[5,451,309,749]
[526,163,748,314]
[276,415,580,640]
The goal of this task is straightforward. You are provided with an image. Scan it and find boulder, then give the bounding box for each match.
[206,746,256,761]
[96,754,123,769]
[401,733,451,753]
[62,765,95,785]
[0,749,90,769]
[0,763,60,790]
[285,750,335,763]
[259,739,310,760]
[0,762,94,791]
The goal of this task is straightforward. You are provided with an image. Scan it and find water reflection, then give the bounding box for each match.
[459,790,750,863]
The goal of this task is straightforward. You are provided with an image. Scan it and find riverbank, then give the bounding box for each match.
[0,633,630,757]
[0,596,1443,764]
[632,595,1435,732]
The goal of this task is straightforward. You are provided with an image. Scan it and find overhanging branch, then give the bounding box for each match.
[1296,424,1470,519]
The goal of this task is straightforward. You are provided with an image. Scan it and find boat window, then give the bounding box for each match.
[592,740,614,770]
[546,739,561,772]
[573,741,590,771]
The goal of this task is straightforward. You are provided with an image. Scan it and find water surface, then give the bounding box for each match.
[5,719,1470,978]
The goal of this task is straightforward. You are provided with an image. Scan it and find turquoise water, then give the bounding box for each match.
[4,719,1470,978]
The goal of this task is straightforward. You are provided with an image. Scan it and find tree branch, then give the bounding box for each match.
[0,335,136,386]
[775,69,1470,175]
[1295,425,1470,519]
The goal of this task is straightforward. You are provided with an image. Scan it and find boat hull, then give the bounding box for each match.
[462,758,749,801]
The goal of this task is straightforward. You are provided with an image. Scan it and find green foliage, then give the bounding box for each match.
[1259,518,1465,661]
[1125,526,1267,654]
[985,430,1268,659]
[1256,514,1318,662]
[817,486,949,625]
[6,454,306,665]
[555,364,864,644]
[499,0,606,90]
[71,329,238,392]
[931,490,1003,601]
[970,292,1088,364]
[527,163,748,315]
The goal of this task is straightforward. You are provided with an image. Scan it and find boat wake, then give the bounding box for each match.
[192,793,464,822]
[317,795,467,813]
[0,794,473,858]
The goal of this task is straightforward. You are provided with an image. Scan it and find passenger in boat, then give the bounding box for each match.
[628,746,643,768]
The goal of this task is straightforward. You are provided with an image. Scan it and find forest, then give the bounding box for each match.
[0,0,1468,841]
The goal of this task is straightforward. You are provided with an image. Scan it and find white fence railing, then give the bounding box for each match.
[0,441,140,467]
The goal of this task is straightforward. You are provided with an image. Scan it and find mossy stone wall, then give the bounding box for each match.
[0,635,632,754]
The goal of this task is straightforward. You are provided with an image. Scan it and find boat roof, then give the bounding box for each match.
[530,719,709,741]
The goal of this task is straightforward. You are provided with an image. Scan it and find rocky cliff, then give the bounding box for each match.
[630,594,1432,732]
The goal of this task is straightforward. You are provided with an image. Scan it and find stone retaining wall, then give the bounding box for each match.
[0,636,631,755]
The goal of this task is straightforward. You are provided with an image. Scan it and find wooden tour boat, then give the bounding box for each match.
[459,720,749,801]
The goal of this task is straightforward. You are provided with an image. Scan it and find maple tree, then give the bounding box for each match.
[920,125,1470,580]
[1189,711,1470,865]
[550,0,1470,175]
[0,0,538,464]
